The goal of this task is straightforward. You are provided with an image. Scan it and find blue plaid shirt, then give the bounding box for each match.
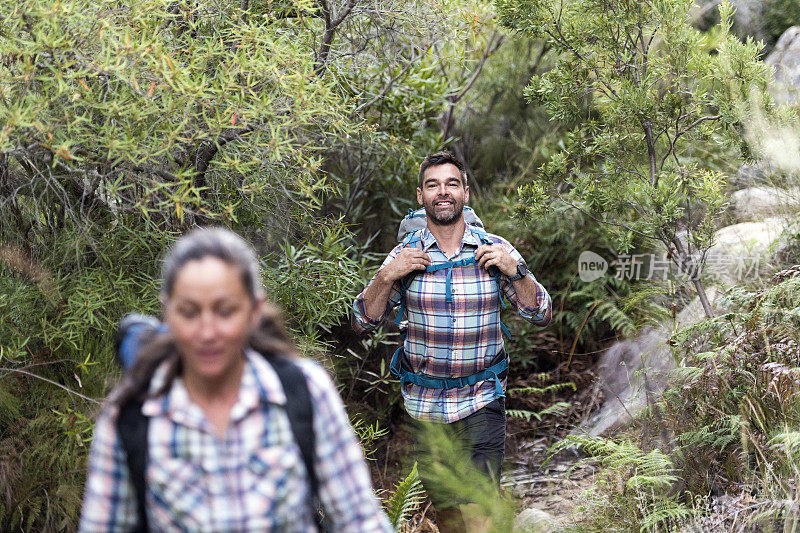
[79,351,392,532]
[353,226,552,423]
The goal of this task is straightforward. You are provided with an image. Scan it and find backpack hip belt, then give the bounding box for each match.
[389,347,507,397]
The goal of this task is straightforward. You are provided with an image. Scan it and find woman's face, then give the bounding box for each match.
[164,256,261,385]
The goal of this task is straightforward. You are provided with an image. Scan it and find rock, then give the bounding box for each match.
[733,159,784,189]
[704,217,788,284]
[691,0,767,45]
[766,26,800,106]
[513,508,556,533]
[579,285,726,437]
[729,186,800,222]
[769,222,800,266]
[579,211,793,437]
[511,483,528,499]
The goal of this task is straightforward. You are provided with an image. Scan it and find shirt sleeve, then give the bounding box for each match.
[299,361,393,533]
[351,244,405,335]
[79,404,139,533]
[498,240,552,326]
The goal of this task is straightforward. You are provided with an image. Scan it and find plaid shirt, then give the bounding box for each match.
[352,226,551,423]
[79,351,392,533]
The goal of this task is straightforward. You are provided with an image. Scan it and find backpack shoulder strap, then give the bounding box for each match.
[394,228,424,326]
[117,400,149,533]
[468,224,493,246]
[401,228,423,248]
[265,356,325,532]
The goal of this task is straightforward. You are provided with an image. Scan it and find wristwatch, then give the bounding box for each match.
[508,262,528,282]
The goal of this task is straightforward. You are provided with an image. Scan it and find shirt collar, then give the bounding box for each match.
[420,225,480,252]
[141,349,286,423]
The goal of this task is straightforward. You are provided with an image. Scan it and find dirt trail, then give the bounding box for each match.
[503,437,598,528]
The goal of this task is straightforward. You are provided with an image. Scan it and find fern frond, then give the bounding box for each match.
[539,401,573,417]
[507,409,541,422]
[508,382,576,396]
[382,462,425,529]
[638,498,693,532]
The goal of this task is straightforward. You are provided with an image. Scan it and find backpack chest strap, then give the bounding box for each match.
[425,255,476,304]
[394,229,509,331]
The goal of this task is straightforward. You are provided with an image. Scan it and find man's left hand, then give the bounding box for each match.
[475,244,518,276]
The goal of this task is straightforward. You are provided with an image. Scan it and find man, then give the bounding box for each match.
[352,151,552,532]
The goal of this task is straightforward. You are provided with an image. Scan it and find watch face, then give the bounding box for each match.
[517,263,528,277]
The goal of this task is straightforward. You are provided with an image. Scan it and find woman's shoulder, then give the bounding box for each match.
[247,351,336,401]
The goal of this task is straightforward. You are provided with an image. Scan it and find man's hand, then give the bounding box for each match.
[379,248,431,282]
[475,243,517,276]
[360,248,430,321]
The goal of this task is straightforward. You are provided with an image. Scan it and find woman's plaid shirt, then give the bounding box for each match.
[79,351,392,532]
[352,226,552,423]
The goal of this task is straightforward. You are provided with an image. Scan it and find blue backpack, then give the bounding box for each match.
[388,208,510,398]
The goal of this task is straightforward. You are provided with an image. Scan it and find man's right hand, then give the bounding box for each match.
[379,248,431,282]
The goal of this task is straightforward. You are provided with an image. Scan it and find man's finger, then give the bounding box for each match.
[414,257,429,266]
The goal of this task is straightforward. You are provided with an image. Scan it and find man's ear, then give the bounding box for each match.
[416,187,423,205]
[464,185,470,204]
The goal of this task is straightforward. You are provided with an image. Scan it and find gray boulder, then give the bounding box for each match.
[580,288,720,437]
[580,215,791,436]
[729,187,800,222]
[733,160,781,189]
[766,26,800,106]
[691,0,767,44]
[513,508,556,533]
[704,217,788,284]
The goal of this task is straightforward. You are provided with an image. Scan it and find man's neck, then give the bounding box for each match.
[427,217,466,257]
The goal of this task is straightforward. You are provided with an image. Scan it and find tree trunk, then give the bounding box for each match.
[692,276,715,319]
[671,235,715,319]
[644,119,657,187]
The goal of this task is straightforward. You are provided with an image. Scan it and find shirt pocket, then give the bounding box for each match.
[147,457,209,529]
[243,444,311,529]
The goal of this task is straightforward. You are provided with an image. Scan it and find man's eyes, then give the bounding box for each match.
[426,181,460,188]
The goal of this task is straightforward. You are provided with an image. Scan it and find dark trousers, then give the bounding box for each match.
[405,398,506,508]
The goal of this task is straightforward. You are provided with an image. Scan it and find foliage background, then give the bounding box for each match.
[2,0,799,530]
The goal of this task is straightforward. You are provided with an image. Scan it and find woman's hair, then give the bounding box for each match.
[113,227,300,407]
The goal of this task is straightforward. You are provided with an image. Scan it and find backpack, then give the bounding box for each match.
[396,206,484,242]
[114,315,325,532]
[388,209,510,397]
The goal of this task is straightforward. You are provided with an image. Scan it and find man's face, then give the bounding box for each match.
[416,163,469,226]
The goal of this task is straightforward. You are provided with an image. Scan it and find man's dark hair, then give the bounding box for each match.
[418,151,468,188]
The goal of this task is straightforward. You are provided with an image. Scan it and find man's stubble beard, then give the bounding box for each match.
[424,197,464,226]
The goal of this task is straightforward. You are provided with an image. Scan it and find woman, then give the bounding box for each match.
[80,227,392,532]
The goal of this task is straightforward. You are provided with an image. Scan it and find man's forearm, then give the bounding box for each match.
[362,270,396,321]
[512,274,541,310]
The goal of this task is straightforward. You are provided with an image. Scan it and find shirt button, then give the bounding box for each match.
[452,317,457,323]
